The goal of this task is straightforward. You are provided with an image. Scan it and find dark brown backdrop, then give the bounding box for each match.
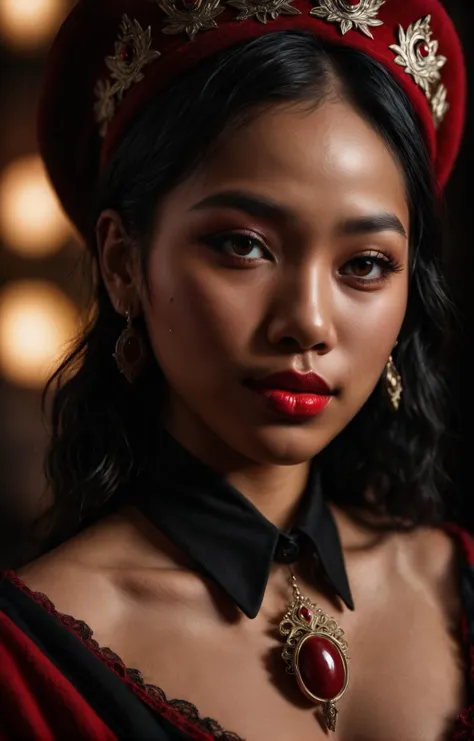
[0,1,472,555]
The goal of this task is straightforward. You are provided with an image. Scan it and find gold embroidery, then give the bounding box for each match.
[93,80,117,137]
[390,15,448,126]
[431,83,449,129]
[227,0,301,24]
[93,7,450,135]
[94,15,160,137]
[310,0,385,39]
[158,0,225,41]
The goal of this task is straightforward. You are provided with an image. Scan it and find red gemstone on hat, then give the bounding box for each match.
[297,635,346,700]
[299,606,312,623]
[417,41,430,58]
[120,43,134,63]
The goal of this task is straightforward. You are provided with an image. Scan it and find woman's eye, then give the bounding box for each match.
[204,233,268,261]
[340,254,401,283]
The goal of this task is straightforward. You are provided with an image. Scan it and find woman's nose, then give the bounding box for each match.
[266,263,337,354]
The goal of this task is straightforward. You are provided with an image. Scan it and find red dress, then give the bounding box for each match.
[1,523,474,741]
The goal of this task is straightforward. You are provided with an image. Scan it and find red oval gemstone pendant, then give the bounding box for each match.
[279,576,349,733]
[296,634,347,700]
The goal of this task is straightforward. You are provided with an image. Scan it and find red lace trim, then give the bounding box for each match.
[453,694,474,740]
[445,524,474,566]
[446,525,474,740]
[1,570,243,741]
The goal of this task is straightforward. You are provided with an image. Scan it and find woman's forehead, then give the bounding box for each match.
[171,100,409,225]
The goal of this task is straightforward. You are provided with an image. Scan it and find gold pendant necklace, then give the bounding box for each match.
[279,574,350,732]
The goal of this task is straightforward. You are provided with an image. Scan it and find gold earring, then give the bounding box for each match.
[113,309,146,384]
[385,355,402,411]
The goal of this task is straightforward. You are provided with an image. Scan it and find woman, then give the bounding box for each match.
[0,0,471,739]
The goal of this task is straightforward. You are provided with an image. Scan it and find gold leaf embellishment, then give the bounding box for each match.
[94,15,160,137]
[227,0,301,24]
[310,0,385,39]
[390,15,448,127]
[430,83,449,129]
[158,0,225,41]
[93,79,117,137]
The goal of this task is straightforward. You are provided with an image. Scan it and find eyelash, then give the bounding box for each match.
[202,231,269,264]
[341,252,404,286]
[202,231,403,286]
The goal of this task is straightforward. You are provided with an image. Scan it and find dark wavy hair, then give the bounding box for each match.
[30,31,455,554]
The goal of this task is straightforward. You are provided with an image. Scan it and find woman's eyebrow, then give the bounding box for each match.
[191,190,408,240]
[190,190,294,223]
[336,214,408,240]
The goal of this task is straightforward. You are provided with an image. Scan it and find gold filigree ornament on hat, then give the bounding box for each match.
[94,15,160,137]
[227,0,301,24]
[390,15,449,129]
[431,83,449,129]
[279,574,349,733]
[309,0,385,39]
[157,0,225,41]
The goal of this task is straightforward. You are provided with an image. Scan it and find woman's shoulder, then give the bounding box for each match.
[409,523,474,589]
[444,522,474,564]
[401,523,474,610]
[11,517,133,636]
[411,523,472,572]
[7,506,208,639]
[0,508,219,741]
[336,503,473,584]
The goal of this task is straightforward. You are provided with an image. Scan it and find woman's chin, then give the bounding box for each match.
[234,424,334,466]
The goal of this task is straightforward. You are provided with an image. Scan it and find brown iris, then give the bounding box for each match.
[349,257,375,277]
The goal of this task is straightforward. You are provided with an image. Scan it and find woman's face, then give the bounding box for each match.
[142,99,410,466]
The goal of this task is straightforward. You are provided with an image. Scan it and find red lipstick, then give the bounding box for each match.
[246,371,333,419]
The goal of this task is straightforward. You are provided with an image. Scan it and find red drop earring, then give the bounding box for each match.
[113,309,147,384]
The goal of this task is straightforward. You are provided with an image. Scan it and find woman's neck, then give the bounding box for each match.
[225,463,311,529]
[163,413,311,529]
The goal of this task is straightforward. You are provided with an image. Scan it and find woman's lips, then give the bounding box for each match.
[246,371,333,419]
[254,389,332,418]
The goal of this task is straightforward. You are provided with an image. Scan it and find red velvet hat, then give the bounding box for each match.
[38,0,466,240]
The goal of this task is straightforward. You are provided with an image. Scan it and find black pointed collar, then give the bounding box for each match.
[133,430,354,619]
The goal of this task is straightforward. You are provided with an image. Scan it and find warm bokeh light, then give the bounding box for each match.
[0,155,72,258]
[0,0,67,49]
[0,281,78,388]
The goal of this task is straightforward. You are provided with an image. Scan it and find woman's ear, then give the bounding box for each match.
[95,209,142,315]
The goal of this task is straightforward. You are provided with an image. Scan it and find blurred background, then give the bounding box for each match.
[0,0,87,555]
[0,0,473,558]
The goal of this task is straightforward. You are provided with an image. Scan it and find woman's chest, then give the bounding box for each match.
[101,583,468,741]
